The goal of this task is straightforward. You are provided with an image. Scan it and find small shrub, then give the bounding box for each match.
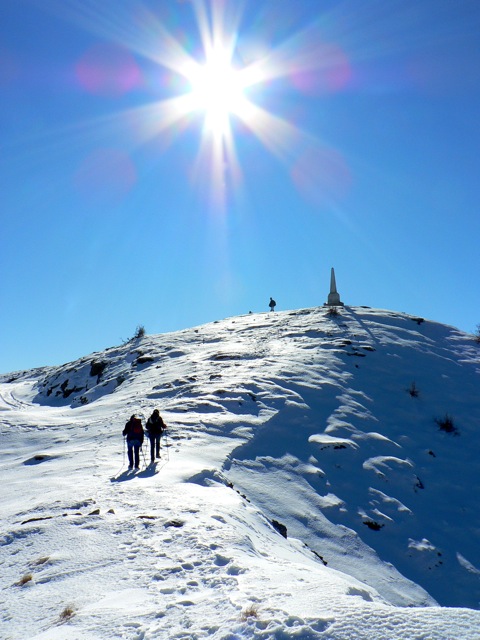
[122,325,146,344]
[435,413,459,435]
[241,604,259,621]
[133,325,146,340]
[474,324,480,344]
[408,381,419,398]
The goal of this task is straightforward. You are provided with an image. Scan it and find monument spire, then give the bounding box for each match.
[325,267,344,307]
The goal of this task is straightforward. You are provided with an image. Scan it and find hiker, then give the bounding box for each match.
[145,408,167,463]
[269,297,276,312]
[122,414,144,469]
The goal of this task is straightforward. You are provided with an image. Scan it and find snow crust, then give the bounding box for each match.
[1,305,480,638]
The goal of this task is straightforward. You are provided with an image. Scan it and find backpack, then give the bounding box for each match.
[147,414,165,436]
[130,417,143,439]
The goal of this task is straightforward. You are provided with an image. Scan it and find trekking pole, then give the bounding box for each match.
[141,440,147,468]
[164,429,170,461]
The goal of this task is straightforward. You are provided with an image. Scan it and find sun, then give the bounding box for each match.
[184,48,250,134]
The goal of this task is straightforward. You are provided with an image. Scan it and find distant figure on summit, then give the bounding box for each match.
[269,297,276,312]
[146,409,167,463]
[123,415,144,470]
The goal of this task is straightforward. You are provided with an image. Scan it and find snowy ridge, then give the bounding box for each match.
[1,305,480,639]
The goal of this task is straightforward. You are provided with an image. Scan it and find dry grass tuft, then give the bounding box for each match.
[16,573,33,586]
[408,381,419,398]
[241,604,259,621]
[59,605,76,622]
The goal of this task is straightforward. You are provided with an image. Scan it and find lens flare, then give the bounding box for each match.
[76,43,142,97]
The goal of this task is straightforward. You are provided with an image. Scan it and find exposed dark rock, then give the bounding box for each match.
[90,361,107,378]
[21,515,54,525]
[311,548,328,565]
[271,519,287,538]
[24,454,55,465]
[164,519,185,528]
[60,380,84,398]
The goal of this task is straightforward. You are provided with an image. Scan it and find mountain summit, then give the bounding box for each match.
[2,306,480,638]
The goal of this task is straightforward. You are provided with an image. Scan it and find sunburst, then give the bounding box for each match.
[44,0,352,211]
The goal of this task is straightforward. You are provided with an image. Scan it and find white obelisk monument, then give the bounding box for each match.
[325,267,344,306]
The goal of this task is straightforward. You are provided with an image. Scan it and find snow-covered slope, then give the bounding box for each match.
[2,306,480,639]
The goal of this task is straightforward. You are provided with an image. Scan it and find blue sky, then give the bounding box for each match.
[1,0,480,373]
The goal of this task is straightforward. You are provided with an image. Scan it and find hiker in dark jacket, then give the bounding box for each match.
[269,297,276,312]
[145,409,166,463]
[122,415,144,469]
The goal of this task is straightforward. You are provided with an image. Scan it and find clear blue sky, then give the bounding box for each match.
[1,0,480,373]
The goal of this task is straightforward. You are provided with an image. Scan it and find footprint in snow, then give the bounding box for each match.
[214,554,230,567]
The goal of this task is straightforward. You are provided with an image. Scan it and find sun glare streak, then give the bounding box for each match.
[43,0,199,77]
[193,0,242,62]
[60,93,201,151]
[235,100,306,163]
[242,21,353,95]
[127,94,200,143]
[233,99,352,208]
[193,106,244,212]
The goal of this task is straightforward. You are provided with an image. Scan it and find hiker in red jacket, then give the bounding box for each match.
[122,415,144,470]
